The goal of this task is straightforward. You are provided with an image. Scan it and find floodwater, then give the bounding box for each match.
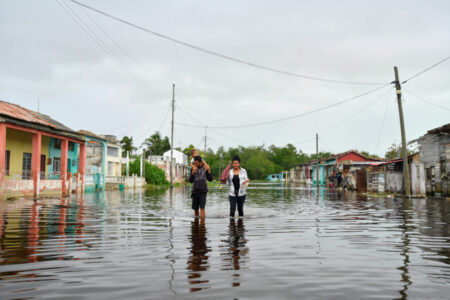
[0,184,449,300]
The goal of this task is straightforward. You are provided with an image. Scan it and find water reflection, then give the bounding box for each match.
[220,218,248,287]
[186,218,210,292]
[397,199,412,300]
[0,187,449,299]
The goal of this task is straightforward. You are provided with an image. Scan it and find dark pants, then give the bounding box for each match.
[229,195,246,217]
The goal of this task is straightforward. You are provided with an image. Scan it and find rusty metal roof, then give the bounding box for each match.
[0,100,56,128]
[0,100,82,140]
[427,122,450,135]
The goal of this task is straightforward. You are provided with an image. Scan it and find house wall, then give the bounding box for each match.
[5,128,50,178]
[410,162,426,195]
[386,171,403,193]
[106,144,122,176]
[419,134,450,196]
[312,165,325,185]
[163,150,187,166]
[48,138,79,176]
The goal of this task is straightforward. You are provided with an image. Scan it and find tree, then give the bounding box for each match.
[183,144,196,157]
[384,143,414,160]
[143,131,171,157]
[360,151,381,159]
[120,136,136,157]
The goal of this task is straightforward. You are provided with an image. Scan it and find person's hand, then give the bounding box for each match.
[204,164,210,172]
[192,166,197,173]
[242,179,250,184]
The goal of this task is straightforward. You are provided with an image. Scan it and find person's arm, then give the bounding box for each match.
[241,169,250,185]
[226,170,232,186]
[206,171,213,182]
[189,169,196,183]
[204,164,213,182]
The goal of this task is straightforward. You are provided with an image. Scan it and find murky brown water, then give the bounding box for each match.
[0,184,449,299]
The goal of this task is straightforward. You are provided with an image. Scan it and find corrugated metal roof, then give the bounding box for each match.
[0,100,80,137]
[0,100,55,128]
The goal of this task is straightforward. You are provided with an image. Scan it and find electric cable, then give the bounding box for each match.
[374,93,392,154]
[403,88,450,112]
[57,0,166,99]
[402,56,450,84]
[68,0,387,86]
[176,84,390,129]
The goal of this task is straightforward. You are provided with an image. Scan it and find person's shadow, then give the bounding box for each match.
[220,218,248,287]
[186,218,210,292]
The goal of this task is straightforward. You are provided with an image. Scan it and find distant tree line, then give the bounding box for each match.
[120,131,403,180]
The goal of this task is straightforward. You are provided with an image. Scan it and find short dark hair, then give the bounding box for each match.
[232,155,240,163]
[194,155,202,162]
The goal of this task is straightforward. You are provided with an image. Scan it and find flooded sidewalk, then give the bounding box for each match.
[0,184,449,299]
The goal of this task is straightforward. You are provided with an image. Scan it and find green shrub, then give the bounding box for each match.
[127,157,169,185]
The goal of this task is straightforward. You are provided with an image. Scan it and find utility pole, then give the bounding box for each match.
[316,133,319,189]
[204,126,208,155]
[393,66,411,198]
[140,151,144,177]
[219,153,223,180]
[37,99,40,113]
[126,151,129,177]
[170,84,175,188]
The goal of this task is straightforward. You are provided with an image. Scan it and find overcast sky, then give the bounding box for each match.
[1,0,449,156]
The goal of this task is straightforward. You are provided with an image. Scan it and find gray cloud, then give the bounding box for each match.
[1,0,449,156]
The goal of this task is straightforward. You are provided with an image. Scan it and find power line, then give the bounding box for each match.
[176,84,390,129]
[403,88,450,112]
[320,86,393,137]
[374,93,392,154]
[76,2,169,98]
[69,0,387,86]
[401,56,450,84]
[57,0,165,99]
[176,100,268,143]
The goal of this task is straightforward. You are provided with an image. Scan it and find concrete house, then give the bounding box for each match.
[366,153,426,196]
[416,123,449,197]
[0,100,86,199]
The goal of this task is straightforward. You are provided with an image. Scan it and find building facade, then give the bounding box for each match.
[0,100,86,199]
[416,123,450,197]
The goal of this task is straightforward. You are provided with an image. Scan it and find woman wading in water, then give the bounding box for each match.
[226,155,250,217]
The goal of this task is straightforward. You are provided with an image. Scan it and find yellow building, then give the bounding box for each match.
[5,128,50,179]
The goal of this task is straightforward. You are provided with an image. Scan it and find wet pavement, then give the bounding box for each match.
[0,183,449,299]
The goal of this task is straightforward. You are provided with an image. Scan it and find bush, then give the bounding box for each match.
[127,157,169,185]
[144,163,168,185]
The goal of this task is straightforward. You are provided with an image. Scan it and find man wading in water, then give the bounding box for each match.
[189,155,212,219]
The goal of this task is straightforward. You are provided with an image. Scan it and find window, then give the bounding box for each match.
[40,154,46,179]
[22,153,32,179]
[53,158,61,173]
[69,141,75,151]
[54,139,61,149]
[107,146,119,157]
[5,150,10,176]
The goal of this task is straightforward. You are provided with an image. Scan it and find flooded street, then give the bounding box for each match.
[0,184,449,299]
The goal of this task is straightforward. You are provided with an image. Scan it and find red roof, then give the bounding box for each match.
[324,150,384,162]
[0,100,56,128]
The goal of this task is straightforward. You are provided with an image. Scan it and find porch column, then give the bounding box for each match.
[31,133,42,197]
[79,142,86,193]
[0,124,6,198]
[61,139,68,196]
